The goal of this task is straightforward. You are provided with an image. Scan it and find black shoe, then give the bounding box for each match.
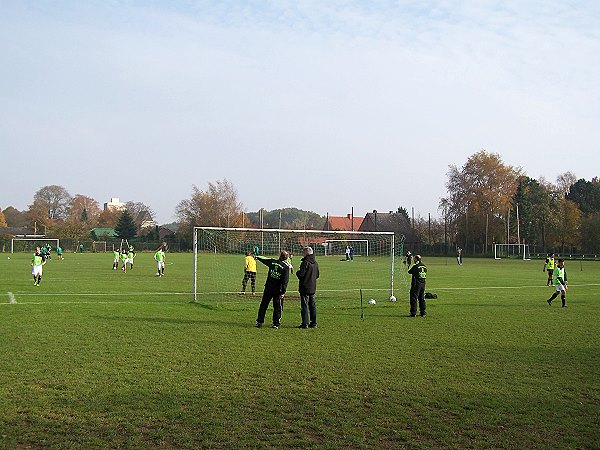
[408,314,416,318]
[547,299,552,305]
[562,304,568,308]
[255,322,263,328]
[297,325,308,329]
[308,324,318,329]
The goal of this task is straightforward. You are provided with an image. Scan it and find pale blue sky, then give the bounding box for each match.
[1,1,599,224]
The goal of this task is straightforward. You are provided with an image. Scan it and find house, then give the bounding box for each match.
[323,214,364,232]
[158,225,177,240]
[90,228,117,240]
[359,210,420,244]
[135,210,156,231]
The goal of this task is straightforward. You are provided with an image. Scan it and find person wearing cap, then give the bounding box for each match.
[408,254,427,317]
[255,251,290,329]
[296,246,320,329]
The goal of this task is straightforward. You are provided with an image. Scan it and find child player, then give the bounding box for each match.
[31,246,46,286]
[154,246,166,277]
[547,258,568,307]
[112,247,120,270]
[120,248,128,272]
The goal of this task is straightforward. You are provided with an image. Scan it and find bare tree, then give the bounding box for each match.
[176,179,245,236]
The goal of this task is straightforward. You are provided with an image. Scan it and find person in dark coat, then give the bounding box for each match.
[408,254,427,317]
[255,251,290,329]
[296,246,320,328]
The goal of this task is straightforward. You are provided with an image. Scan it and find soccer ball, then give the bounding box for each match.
[156,272,160,276]
[389,295,396,302]
[368,299,376,305]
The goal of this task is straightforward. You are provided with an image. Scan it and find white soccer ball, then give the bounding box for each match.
[156,272,160,276]
[368,299,376,305]
[7,257,10,260]
[389,295,396,302]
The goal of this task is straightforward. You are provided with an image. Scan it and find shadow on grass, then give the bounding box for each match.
[92,315,252,328]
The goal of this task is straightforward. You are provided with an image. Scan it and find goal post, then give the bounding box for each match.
[193,227,402,303]
[10,238,60,254]
[493,243,531,260]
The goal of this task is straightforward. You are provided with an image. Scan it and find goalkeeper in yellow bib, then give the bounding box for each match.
[546,258,568,307]
[154,247,166,277]
[240,251,257,295]
[543,253,555,286]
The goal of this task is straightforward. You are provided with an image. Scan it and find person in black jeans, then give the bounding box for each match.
[296,246,320,329]
[408,255,427,317]
[255,251,290,329]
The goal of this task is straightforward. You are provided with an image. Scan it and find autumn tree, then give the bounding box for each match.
[96,208,121,228]
[69,195,101,225]
[176,179,245,237]
[441,150,522,254]
[27,185,73,230]
[2,206,28,227]
[0,209,7,227]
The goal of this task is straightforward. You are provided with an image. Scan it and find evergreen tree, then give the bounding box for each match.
[115,210,137,240]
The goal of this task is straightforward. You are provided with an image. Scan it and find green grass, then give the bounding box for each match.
[0,252,599,449]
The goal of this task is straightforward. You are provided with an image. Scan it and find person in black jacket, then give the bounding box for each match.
[408,254,427,317]
[255,251,290,329]
[296,246,320,328]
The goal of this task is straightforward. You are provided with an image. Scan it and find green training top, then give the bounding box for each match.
[552,266,565,286]
[154,251,165,262]
[32,254,43,266]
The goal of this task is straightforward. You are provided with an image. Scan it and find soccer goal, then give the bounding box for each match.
[10,238,60,253]
[92,241,114,252]
[493,243,531,260]
[193,227,403,303]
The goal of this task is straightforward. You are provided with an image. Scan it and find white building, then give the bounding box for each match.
[103,197,126,211]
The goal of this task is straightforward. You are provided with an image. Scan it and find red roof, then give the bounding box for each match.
[325,214,364,231]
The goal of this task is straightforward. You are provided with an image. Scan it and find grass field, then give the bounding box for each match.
[1,251,599,449]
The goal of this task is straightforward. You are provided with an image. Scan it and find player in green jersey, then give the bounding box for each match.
[154,248,166,277]
[547,259,568,307]
[112,249,120,270]
[31,247,47,286]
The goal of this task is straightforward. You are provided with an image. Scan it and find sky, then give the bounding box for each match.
[1,1,599,224]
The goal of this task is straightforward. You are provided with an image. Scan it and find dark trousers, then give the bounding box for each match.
[300,293,317,326]
[242,271,256,292]
[257,289,283,326]
[410,284,426,316]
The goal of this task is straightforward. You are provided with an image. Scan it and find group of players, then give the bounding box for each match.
[111,244,167,277]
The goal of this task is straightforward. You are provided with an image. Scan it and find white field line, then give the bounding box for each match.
[3,284,599,306]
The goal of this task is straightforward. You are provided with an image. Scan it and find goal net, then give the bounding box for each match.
[494,243,531,260]
[10,238,60,253]
[92,241,114,252]
[193,227,404,303]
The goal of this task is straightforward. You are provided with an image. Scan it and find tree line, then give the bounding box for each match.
[2,156,599,254]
